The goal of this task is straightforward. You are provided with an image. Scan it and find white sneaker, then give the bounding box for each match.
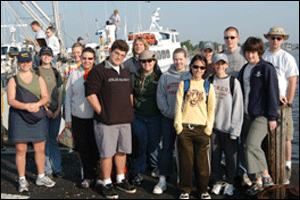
[153,181,167,194]
[201,192,211,199]
[179,193,189,199]
[36,176,56,187]
[241,173,252,187]
[211,182,223,195]
[19,179,29,193]
[223,183,234,196]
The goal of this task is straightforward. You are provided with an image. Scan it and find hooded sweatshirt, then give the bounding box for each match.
[156,64,192,119]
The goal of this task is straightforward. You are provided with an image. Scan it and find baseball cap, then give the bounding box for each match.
[213,53,228,64]
[18,51,32,62]
[77,37,84,42]
[39,47,53,56]
[201,41,214,51]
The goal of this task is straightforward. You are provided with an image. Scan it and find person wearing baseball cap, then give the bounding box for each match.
[200,41,216,79]
[17,51,33,63]
[262,27,299,185]
[77,37,84,44]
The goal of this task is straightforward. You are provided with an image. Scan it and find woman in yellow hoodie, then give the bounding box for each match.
[174,54,215,199]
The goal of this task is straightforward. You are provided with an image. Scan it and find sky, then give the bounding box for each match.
[1,1,299,48]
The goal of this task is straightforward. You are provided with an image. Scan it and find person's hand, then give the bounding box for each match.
[25,103,40,113]
[65,122,72,129]
[52,109,61,119]
[46,110,54,118]
[269,121,277,132]
[280,95,287,106]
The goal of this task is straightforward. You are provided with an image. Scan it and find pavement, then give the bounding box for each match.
[1,145,299,199]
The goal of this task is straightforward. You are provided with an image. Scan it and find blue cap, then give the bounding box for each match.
[39,47,53,56]
[77,36,83,41]
[18,51,32,62]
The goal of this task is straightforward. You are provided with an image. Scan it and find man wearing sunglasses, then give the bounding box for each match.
[223,26,247,78]
[262,27,299,185]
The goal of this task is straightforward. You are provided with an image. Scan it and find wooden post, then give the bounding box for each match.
[267,108,286,199]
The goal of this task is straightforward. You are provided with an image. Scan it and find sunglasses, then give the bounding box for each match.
[82,56,94,61]
[270,36,283,41]
[224,36,236,40]
[141,59,154,64]
[192,65,206,70]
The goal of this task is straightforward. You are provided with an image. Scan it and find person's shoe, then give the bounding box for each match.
[246,182,264,196]
[36,176,56,187]
[53,171,66,178]
[284,166,291,185]
[153,181,167,194]
[179,193,189,199]
[101,184,119,199]
[18,179,29,193]
[115,179,137,194]
[223,183,234,196]
[130,172,143,186]
[241,173,252,187]
[45,173,54,180]
[151,168,160,178]
[95,179,104,188]
[211,182,223,195]
[262,176,274,188]
[81,179,93,189]
[200,192,211,199]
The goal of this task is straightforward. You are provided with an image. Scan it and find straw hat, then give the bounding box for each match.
[264,26,289,40]
[139,50,157,61]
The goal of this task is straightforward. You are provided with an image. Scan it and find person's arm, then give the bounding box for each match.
[286,76,297,105]
[52,86,62,119]
[86,94,101,115]
[174,81,184,134]
[205,83,216,135]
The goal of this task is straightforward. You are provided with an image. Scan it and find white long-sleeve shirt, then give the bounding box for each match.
[65,66,94,122]
[46,35,60,56]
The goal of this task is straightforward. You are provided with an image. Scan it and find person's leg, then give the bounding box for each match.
[223,133,238,185]
[100,157,113,180]
[115,152,127,175]
[33,141,46,175]
[210,130,223,183]
[15,142,28,177]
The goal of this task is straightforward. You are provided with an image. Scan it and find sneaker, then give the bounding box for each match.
[45,173,54,180]
[153,181,167,194]
[95,179,104,188]
[101,184,119,199]
[179,193,189,199]
[18,179,29,193]
[115,179,137,194]
[81,179,93,189]
[223,183,234,196]
[241,173,252,187]
[53,171,66,178]
[201,192,211,199]
[262,176,274,188]
[284,166,291,185]
[151,168,160,178]
[246,182,263,196]
[211,182,223,195]
[36,176,56,187]
[130,172,143,186]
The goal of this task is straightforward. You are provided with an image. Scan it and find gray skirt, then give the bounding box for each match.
[8,107,48,143]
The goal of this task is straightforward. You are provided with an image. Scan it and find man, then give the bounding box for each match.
[223,26,247,78]
[262,27,299,184]
[77,37,84,46]
[25,21,46,68]
[109,9,121,39]
[46,27,60,66]
[200,41,215,79]
[85,40,136,199]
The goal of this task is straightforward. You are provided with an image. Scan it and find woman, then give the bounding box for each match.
[65,47,100,188]
[7,51,55,193]
[155,48,192,195]
[174,54,215,199]
[123,37,149,74]
[129,50,162,185]
[238,37,280,196]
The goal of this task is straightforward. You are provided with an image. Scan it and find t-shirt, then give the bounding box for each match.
[262,49,299,97]
[110,14,121,25]
[243,63,255,115]
[35,29,46,40]
[223,46,247,78]
[46,35,60,56]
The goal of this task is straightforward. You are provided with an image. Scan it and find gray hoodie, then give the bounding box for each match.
[156,65,192,119]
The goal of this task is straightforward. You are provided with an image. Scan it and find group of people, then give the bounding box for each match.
[5,24,298,200]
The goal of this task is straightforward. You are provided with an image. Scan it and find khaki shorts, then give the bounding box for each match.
[278,106,294,141]
[93,121,132,158]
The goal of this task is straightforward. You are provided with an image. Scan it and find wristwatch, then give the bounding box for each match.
[287,103,292,107]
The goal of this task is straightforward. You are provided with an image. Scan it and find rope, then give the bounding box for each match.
[78,1,89,42]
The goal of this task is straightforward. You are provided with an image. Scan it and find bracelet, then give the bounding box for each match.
[287,103,292,107]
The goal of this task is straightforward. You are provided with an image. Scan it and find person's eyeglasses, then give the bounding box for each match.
[224,36,236,40]
[270,36,283,41]
[141,59,153,64]
[192,65,206,70]
[82,56,94,61]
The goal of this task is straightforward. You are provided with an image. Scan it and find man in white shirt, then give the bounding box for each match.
[262,26,299,184]
[109,9,121,39]
[46,27,60,66]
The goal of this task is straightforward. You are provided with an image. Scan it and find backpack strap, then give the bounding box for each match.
[183,79,190,101]
[229,76,235,97]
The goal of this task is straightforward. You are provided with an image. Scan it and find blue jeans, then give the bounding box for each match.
[159,116,176,177]
[131,114,161,174]
[44,114,62,174]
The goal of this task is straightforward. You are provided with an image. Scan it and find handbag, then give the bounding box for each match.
[56,128,74,149]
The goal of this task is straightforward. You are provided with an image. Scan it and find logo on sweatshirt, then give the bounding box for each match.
[255,71,262,77]
[186,89,204,106]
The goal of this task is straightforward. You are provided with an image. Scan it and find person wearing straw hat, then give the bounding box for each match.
[262,26,299,185]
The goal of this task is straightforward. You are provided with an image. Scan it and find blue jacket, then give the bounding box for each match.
[238,59,280,121]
